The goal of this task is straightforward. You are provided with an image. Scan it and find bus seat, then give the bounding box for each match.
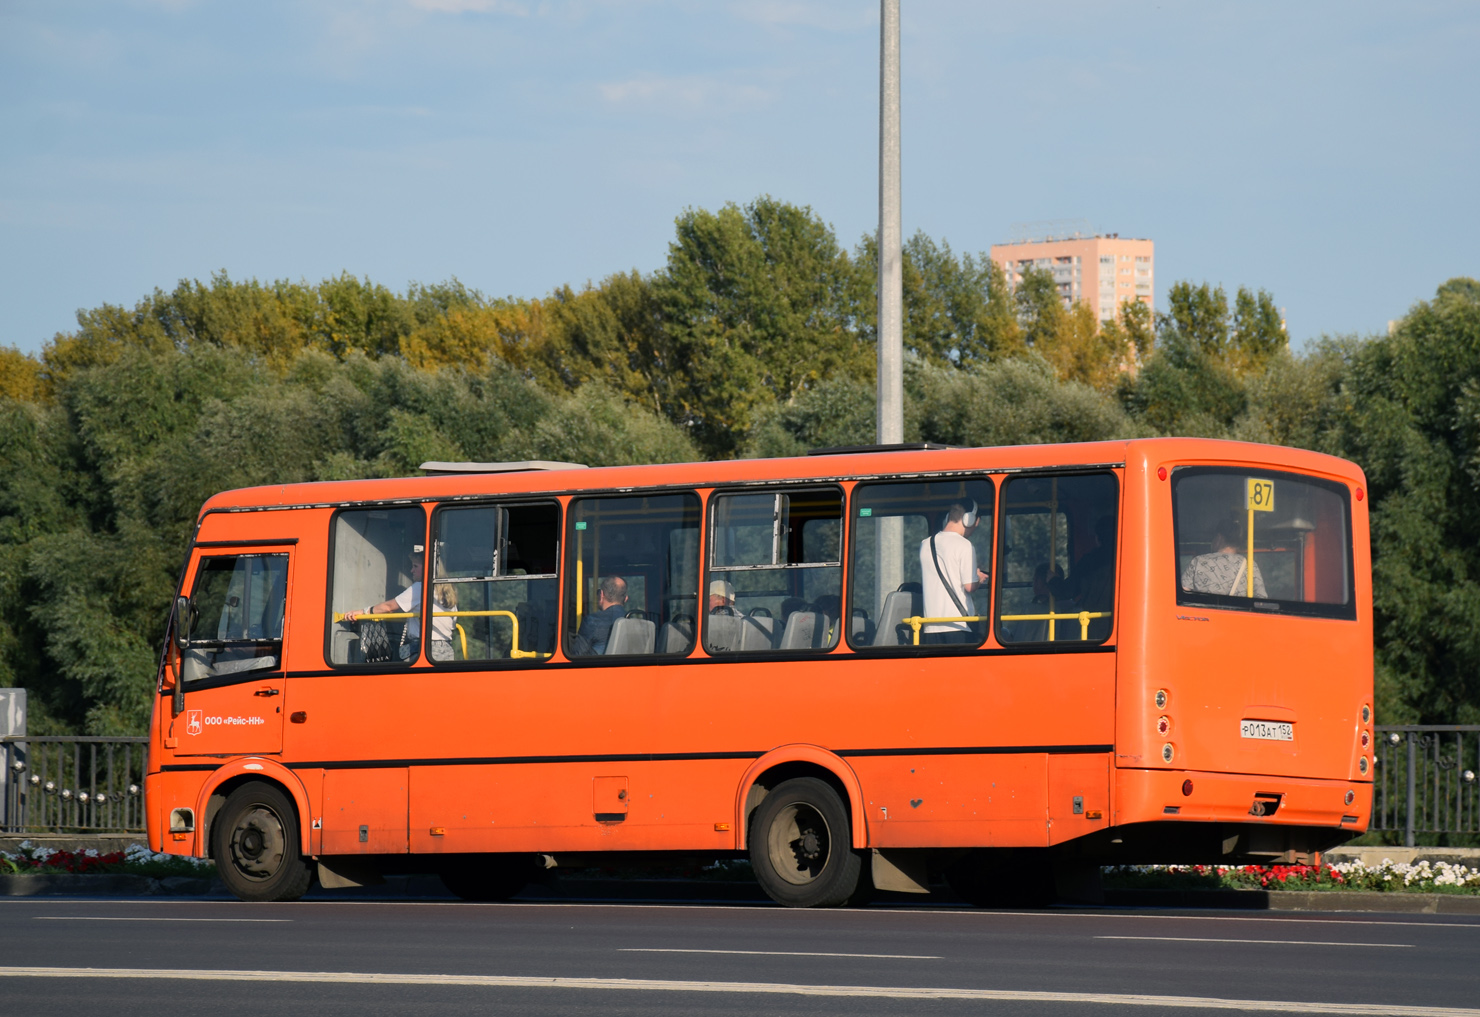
[873,588,921,646]
[850,608,875,646]
[331,629,362,664]
[740,612,776,651]
[657,616,694,654]
[605,617,655,655]
[779,610,819,650]
[706,612,743,652]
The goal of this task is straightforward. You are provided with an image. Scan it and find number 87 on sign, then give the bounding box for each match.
[1247,478,1274,512]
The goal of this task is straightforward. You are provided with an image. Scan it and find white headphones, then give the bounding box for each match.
[960,500,979,528]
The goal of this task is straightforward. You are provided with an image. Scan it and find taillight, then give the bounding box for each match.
[1155,689,1169,710]
[1358,756,1369,775]
[1161,743,1175,764]
[1156,716,1171,736]
[1182,779,1194,797]
[1344,790,1356,805]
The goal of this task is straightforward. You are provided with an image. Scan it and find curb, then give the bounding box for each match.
[0,874,223,897]
[1102,888,1480,915]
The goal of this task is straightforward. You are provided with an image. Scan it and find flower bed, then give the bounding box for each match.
[0,841,214,880]
[1105,859,1480,894]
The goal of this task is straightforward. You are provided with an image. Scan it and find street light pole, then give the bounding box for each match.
[877,0,903,445]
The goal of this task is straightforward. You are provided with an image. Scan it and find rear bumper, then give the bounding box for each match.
[1116,766,1370,831]
[1039,767,1374,865]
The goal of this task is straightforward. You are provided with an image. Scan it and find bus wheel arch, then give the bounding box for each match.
[196,760,312,861]
[210,779,313,902]
[735,747,867,851]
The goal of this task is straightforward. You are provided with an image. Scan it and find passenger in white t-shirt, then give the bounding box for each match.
[918,502,988,645]
[344,546,452,661]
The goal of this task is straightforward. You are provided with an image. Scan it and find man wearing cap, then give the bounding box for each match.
[708,579,736,612]
[919,502,988,645]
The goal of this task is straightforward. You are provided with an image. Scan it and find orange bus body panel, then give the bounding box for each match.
[148,438,1372,868]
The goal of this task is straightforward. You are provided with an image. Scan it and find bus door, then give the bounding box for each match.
[173,547,292,757]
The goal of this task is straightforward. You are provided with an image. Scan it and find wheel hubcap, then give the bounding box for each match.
[230,805,286,881]
[767,802,831,886]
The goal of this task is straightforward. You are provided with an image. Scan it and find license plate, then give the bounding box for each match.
[1241,720,1293,742]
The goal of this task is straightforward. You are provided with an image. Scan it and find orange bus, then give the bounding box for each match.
[145,438,1373,906]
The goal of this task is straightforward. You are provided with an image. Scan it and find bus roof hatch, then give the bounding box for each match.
[420,460,589,475]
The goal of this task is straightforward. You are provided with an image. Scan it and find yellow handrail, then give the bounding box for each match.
[998,611,1111,641]
[334,609,547,659]
[902,611,1112,644]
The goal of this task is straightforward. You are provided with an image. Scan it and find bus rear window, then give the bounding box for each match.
[1172,467,1353,619]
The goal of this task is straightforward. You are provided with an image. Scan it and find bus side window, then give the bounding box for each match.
[847,478,995,650]
[565,493,701,658]
[995,473,1118,645]
[327,506,428,666]
[704,488,843,654]
[183,554,288,682]
[430,501,560,663]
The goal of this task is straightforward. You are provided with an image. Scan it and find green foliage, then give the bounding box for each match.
[1321,279,1480,723]
[1,189,1475,732]
[854,231,1023,368]
[1014,265,1067,352]
[652,196,872,457]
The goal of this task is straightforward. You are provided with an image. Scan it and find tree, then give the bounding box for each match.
[1038,300,1128,392]
[1323,278,1480,723]
[1230,287,1287,374]
[1014,265,1066,353]
[854,232,1022,368]
[652,196,870,457]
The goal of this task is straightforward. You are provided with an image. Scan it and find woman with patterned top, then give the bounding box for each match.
[1181,512,1267,598]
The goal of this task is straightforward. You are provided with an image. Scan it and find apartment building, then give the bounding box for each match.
[989,234,1154,323]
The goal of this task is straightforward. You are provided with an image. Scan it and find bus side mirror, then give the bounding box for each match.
[173,596,193,652]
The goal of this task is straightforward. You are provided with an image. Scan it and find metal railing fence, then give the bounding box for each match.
[2,736,148,834]
[5,728,1478,841]
[1371,726,1480,846]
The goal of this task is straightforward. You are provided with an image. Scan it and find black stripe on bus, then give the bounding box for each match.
[152,744,1113,773]
[191,538,300,548]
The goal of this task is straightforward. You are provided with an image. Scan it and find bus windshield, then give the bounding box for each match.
[1172,467,1353,618]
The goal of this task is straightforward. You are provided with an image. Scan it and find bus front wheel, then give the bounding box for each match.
[212,781,312,903]
[750,777,865,908]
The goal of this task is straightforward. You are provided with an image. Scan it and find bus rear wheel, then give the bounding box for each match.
[440,854,536,901]
[212,781,312,903]
[750,777,865,908]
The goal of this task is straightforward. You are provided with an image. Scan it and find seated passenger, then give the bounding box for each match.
[579,575,629,654]
[430,583,458,661]
[708,579,736,613]
[1182,512,1267,598]
[344,545,425,661]
[1048,515,1116,611]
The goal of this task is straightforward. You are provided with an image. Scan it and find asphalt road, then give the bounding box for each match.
[2,895,1476,1017]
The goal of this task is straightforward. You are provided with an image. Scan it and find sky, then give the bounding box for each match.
[2,0,1477,355]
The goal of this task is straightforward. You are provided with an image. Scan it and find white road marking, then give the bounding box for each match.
[34,917,290,923]
[4,897,1477,930]
[619,948,939,959]
[1096,936,1412,948]
[0,966,1473,1014]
